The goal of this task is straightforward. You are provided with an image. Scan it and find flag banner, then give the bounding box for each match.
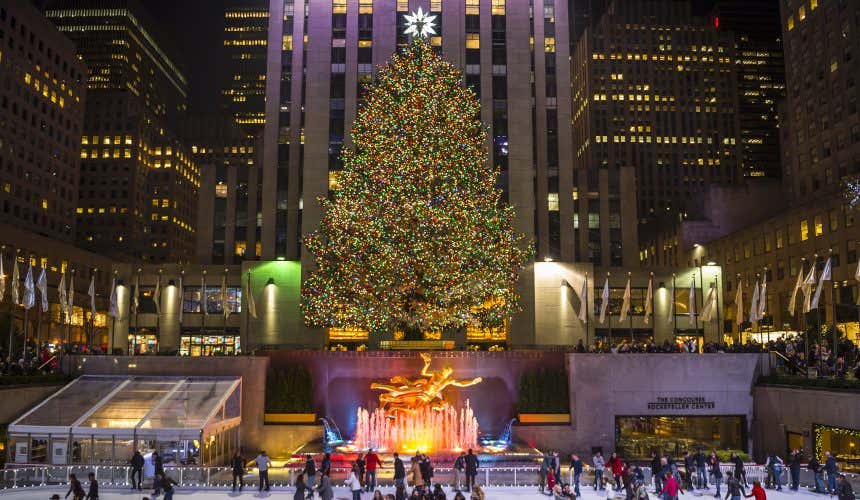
[246,272,258,319]
[788,268,804,317]
[757,273,768,319]
[222,273,231,319]
[811,257,831,309]
[619,276,631,323]
[578,277,588,323]
[643,277,653,325]
[701,285,717,322]
[201,276,208,316]
[0,253,5,302]
[37,267,48,313]
[734,279,744,325]
[153,274,161,315]
[58,272,67,322]
[67,274,75,321]
[667,278,675,322]
[132,273,140,315]
[749,279,760,323]
[688,278,696,326]
[802,265,816,313]
[108,276,118,318]
[11,259,20,306]
[23,265,35,310]
[88,275,96,317]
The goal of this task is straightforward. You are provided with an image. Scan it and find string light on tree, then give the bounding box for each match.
[301,39,532,338]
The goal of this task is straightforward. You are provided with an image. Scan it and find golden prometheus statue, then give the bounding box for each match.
[370,352,483,414]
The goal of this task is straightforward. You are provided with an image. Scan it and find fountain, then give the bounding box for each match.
[320,417,344,447]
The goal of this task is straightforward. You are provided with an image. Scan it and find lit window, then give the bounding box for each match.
[798,5,805,21]
[215,182,228,198]
[811,0,818,9]
[466,34,480,49]
[547,193,559,211]
[787,16,795,30]
[814,215,824,237]
[800,220,809,241]
[41,199,48,210]
[491,0,505,15]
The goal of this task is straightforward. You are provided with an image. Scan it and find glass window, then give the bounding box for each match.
[814,215,824,236]
[183,286,242,314]
[814,424,860,472]
[776,229,785,249]
[616,416,747,460]
[800,220,809,241]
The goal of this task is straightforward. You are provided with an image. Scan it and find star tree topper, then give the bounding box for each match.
[404,7,437,38]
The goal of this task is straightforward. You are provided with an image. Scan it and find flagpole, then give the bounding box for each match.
[714,272,721,344]
[90,268,97,353]
[698,265,705,339]
[814,254,821,351]
[672,273,677,339]
[201,270,207,335]
[584,272,589,348]
[649,272,655,336]
[829,248,837,368]
[223,268,229,336]
[110,270,117,355]
[134,268,140,355]
[763,266,769,342]
[627,272,633,342]
[5,247,14,361]
[23,256,31,363]
[35,284,42,354]
[606,272,612,351]
[244,270,251,354]
[65,269,73,350]
[693,275,699,338]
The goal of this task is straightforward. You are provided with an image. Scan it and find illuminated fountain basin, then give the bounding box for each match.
[349,400,479,453]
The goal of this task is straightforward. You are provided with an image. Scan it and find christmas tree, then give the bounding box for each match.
[302,39,532,337]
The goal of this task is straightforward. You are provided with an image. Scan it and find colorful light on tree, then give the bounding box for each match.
[302,39,532,337]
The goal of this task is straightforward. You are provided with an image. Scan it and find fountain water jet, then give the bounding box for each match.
[352,400,479,453]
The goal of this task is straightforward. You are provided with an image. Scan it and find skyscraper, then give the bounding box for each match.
[0,0,86,242]
[710,0,786,179]
[222,0,268,133]
[571,0,741,261]
[46,0,199,263]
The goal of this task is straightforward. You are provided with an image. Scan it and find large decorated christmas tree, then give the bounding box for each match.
[302,39,532,337]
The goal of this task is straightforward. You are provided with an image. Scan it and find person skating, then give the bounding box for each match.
[365,448,381,491]
[255,450,272,492]
[788,450,801,491]
[593,451,606,491]
[683,451,695,491]
[836,474,855,500]
[694,449,709,489]
[409,456,423,489]
[161,474,176,500]
[732,453,747,488]
[348,463,363,500]
[394,452,406,490]
[65,473,85,500]
[764,454,783,491]
[231,451,246,492]
[711,451,723,498]
[305,454,318,498]
[724,471,745,500]
[539,453,550,494]
[569,454,583,497]
[357,453,366,488]
[744,480,766,500]
[294,473,309,500]
[651,452,663,493]
[85,473,98,500]
[661,471,682,500]
[808,455,825,493]
[464,448,479,492]
[152,451,164,495]
[824,451,838,494]
[608,452,624,491]
[130,451,144,491]
[316,471,334,500]
[547,467,557,494]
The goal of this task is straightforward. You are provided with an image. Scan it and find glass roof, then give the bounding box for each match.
[10,375,241,437]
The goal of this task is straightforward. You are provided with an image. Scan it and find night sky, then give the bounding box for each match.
[142,0,224,113]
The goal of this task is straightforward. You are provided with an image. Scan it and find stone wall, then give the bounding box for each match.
[0,385,63,425]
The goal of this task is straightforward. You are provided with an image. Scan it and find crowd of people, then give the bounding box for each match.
[0,345,59,375]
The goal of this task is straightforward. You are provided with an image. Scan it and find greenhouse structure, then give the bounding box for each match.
[7,375,242,466]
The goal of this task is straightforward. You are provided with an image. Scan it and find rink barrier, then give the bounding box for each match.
[0,464,853,491]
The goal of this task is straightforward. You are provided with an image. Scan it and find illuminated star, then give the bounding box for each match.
[404,7,437,38]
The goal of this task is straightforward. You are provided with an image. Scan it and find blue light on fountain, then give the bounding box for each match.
[320,417,344,446]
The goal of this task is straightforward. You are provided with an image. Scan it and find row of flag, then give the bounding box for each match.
[0,253,260,323]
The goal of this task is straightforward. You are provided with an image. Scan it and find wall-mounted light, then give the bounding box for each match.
[659,282,666,289]
[706,261,717,266]
[167,279,176,287]
[276,256,285,261]
[265,277,275,286]
[544,256,553,262]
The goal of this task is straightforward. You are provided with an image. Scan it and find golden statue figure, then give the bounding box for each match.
[370,353,483,414]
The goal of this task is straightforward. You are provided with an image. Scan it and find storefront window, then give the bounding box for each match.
[814,424,860,472]
[616,416,747,460]
[180,335,241,356]
[183,287,242,314]
[128,333,158,355]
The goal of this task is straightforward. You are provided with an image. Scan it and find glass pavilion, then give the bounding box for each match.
[7,375,242,466]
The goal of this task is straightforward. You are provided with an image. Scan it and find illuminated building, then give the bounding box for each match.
[710,0,786,179]
[0,1,86,242]
[182,114,257,265]
[571,0,741,263]
[222,0,268,133]
[46,0,199,263]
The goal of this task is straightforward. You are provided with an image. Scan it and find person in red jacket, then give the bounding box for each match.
[744,480,766,500]
[364,449,381,492]
[608,452,625,491]
[661,471,683,500]
[547,468,557,492]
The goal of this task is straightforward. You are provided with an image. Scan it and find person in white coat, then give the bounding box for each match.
[348,463,363,500]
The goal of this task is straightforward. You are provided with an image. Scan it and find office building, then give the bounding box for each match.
[710,0,786,179]
[572,0,741,265]
[0,0,86,242]
[46,0,199,263]
[222,0,269,133]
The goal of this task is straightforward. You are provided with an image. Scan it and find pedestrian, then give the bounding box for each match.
[548,467,557,493]
[130,450,144,491]
[570,454,583,497]
[85,472,99,500]
[608,452,624,491]
[710,452,723,498]
[836,474,855,500]
[744,480,766,500]
[162,474,176,500]
[321,452,332,476]
[553,451,562,485]
[152,472,163,498]
[153,450,164,478]
[633,479,649,500]
[724,471,745,500]
[316,471,334,500]
[349,463,363,500]
[788,450,801,491]
[808,455,825,493]
[305,454,318,498]
[357,453,366,488]
[256,450,272,492]
[454,451,466,490]
[409,456,423,489]
[732,453,747,488]
[464,448,479,493]
[593,451,606,491]
[232,451,246,492]
[694,449,709,489]
[824,451,838,494]
[395,483,407,500]
[683,451,695,491]
[661,471,682,500]
[65,473,85,500]
[539,453,549,494]
[764,454,783,491]
[294,473,309,500]
[394,452,406,490]
[366,448,381,491]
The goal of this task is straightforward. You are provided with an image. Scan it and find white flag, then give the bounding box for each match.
[23,265,35,310]
[178,275,184,323]
[578,277,588,323]
[108,276,118,318]
[0,253,5,302]
[701,285,717,322]
[811,257,831,309]
[757,272,768,320]
[67,274,75,321]
[37,267,48,313]
[735,279,744,325]
[88,274,96,318]
[667,278,675,322]
[246,272,258,319]
[643,277,653,325]
[688,278,696,326]
[11,259,20,306]
[749,279,760,323]
[201,276,208,316]
[58,272,67,321]
[802,265,816,313]
[619,276,632,323]
[855,259,860,282]
[132,273,140,314]
[222,273,231,319]
[788,267,804,317]
[153,274,161,315]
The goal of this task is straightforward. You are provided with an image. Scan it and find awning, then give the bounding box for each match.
[9,375,241,441]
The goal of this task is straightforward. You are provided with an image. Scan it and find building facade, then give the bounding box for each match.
[46,0,199,263]
[0,0,86,242]
[572,0,742,262]
[222,0,269,133]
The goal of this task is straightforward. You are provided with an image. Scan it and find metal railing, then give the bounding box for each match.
[0,464,783,491]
